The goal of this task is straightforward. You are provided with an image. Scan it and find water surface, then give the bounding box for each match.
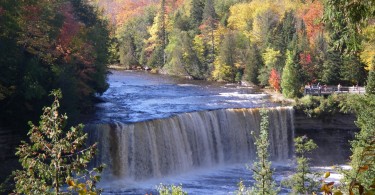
[93,70,274,123]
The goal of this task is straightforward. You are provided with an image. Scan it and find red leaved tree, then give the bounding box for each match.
[269,68,281,92]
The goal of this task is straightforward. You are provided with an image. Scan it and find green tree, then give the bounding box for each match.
[282,136,319,194]
[119,32,138,68]
[311,33,327,83]
[164,30,206,79]
[366,70,375,95]
[244,44,262,85]
[281,50,301,98]
[323,0,375,53]
[13,90,104,194]
[214,0,242,25]
[321,48,342,84]
[144,1,169,68]
[160,0,167,65]
[340,94,375,194]
[117,6,157,67]
[190,0,204,29]
[258,47,281,86]
[213,32,237,82]
[201,0,218,64]
[268,11,297,69]
[341,55,366,85]
[250,109,279,195]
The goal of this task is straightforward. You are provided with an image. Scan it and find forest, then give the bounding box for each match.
[97,0,374,97]
[0,0,111,127]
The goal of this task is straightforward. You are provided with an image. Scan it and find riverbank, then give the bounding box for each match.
[262,88,295,105]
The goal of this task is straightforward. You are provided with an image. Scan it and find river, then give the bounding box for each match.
[91,70,276,123]
[87,70,351,194]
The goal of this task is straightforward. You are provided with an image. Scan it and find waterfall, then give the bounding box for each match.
[87,107,294,181]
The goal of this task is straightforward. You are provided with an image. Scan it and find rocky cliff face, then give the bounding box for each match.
[294,110,358,130]
[294,110,359,165]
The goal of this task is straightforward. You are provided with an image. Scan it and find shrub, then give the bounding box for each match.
[294,94,350,117]
[157,184,187,195]
[13,90,104,194]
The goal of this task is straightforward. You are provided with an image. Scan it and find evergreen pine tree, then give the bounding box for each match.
[202,0,217,21]
[321,48,342,84]
[281,50,301,98]
[202,0,217,64]
[160,0,167,65]
[190,0,204,29]
[341,55,366,85]
[250,109,279,195]
[282,136,320,194]
[244,44,262,85]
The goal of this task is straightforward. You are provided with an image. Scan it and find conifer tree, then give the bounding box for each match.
[190,0,204,29]
[202,0,217,64]
[282,136,319,194]
[281,50,301,98]
[321,48,342,84]
[244,44,262,85]
[250,109,279,195]
[160,0,167,65]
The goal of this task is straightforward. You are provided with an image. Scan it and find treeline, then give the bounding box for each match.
[106,0,374,96]
[0,0,111,126]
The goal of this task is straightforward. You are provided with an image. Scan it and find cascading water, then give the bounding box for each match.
[87,107,294,181]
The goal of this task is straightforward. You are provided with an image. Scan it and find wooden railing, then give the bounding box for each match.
[304,85,365,96]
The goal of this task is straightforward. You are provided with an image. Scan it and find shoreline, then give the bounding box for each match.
[262,88,295,105]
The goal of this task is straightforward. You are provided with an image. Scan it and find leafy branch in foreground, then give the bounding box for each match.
[13,90,105,195]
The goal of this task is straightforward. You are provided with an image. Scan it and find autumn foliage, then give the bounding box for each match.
[301,1,324,44]
[0,0,111,126]
[269,68,281,92]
